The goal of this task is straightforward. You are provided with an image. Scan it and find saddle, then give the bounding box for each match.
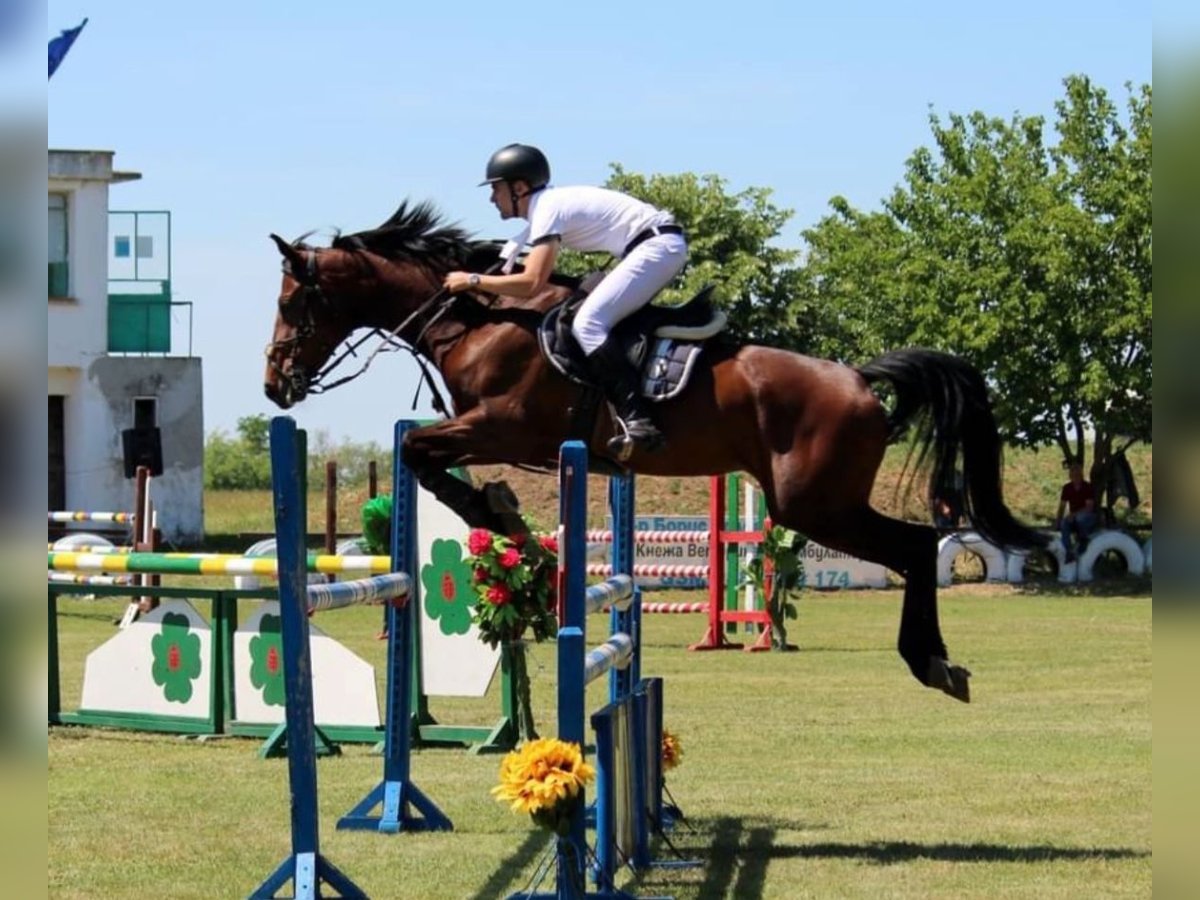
[536,273,727,402]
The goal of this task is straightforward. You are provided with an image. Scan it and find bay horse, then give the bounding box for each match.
[264,201,1045,703]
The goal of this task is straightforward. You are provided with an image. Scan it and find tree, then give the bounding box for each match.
[800,76,1151,506]
[204,415,388,491]
[557,165,814,347]
[204,415,273,490]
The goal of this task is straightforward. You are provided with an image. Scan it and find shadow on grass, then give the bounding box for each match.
[56,609,121,622]
[634,816,1148,900]
[1012,575,1153,599]
[470,828,554,900]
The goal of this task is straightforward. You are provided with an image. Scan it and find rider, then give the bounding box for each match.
[443,143,687,456]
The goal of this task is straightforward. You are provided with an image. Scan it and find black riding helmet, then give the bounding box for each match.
[479,143,551,190]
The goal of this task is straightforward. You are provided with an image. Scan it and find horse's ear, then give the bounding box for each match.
[270,233,299,260]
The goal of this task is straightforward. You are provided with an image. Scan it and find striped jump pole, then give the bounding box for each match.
[586,530,712,544]
[47,572,134,586]
[48,511,135,524]
[48,551,393,578]
[585,563,708,579]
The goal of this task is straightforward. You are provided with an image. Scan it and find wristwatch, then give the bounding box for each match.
[468,273,481,287]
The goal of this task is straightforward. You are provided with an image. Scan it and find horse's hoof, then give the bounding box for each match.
[483,480,519,512]
[927,657,972,703]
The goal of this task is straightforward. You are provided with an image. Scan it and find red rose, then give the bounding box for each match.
[473,566,489,583]
[485,583,512,606]
[538,534,559,554]
[509,532,527,549]
[468,529,493,556]
[498,547,522,569]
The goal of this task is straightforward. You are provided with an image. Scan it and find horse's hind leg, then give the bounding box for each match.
[399,415,532,536]
[786,504,971,703]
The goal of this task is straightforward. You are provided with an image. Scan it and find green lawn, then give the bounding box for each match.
[48,585,1151,899]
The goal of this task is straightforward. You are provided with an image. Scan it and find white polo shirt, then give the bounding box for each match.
[501,185,675,263]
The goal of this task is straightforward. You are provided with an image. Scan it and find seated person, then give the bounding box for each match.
[1055,459,1098,562]
[931,472,964,531]
[932,494,962,530]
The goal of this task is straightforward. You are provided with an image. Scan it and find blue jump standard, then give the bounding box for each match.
[249,418,450,900]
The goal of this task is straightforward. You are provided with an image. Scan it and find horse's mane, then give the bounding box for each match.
[331,200,475,269]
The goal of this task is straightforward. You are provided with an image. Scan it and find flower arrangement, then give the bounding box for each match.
[492,737,595,836]
[466,528,559,741]
[466,529,559,648]
[661,728,684,771]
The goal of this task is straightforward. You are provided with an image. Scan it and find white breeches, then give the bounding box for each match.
[571,233,687,355]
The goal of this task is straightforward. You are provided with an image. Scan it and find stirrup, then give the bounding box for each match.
[606,417,665,461]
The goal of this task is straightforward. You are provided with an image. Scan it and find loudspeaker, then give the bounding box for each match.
[122,427,163,478]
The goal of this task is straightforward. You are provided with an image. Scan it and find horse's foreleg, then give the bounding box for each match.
[400,416,531,537]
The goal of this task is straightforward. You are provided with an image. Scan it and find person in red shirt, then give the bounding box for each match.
[1055,459,1097,562]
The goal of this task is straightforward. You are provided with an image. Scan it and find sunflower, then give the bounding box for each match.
[492,738,595,829]
[661,729,683,771]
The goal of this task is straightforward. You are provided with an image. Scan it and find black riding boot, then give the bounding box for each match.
[583,340,665,458]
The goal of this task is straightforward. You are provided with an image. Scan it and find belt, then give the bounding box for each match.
[623,224,684,257]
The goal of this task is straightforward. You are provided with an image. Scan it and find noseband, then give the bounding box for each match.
[264,249,329,402]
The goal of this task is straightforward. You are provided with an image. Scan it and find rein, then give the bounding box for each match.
[266,246,471,415]
[308,286,455,416]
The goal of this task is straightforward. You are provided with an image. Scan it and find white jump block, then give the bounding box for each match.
[80,599,212,718]
[936,531,1008,586]
[1048,529,1146,583]
[415,484,500,698]
[233,601,381,728]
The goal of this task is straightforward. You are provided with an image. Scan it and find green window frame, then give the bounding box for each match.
[49,193,69,297]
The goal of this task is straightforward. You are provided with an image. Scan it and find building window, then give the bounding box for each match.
[133,396,158,429]
[49,193,69,297]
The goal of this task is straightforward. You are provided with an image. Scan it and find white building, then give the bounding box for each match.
[48,149,204,545]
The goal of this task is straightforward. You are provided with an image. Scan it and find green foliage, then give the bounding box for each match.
[743,525,807,650]
[203,413,387,491]
[800,76,1152,493]
[203,416,272,490]
[302,428,388,490]
[558,165,813,346]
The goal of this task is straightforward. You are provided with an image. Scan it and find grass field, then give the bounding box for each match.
[48,581,1151,899]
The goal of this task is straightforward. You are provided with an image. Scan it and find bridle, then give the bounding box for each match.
[264,244,458,413]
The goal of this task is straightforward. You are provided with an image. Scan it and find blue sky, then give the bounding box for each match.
[46,1,1152,449]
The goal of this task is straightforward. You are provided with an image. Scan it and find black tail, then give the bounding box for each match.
[857,348,1046,551]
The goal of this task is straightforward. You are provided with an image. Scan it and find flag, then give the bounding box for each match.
[49,18,88,79]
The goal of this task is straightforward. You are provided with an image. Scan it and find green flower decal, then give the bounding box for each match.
[150,612,203,703]
[249,614,286,707]
[421,538,475,636]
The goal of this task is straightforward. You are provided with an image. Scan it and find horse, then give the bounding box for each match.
[264,201,1045,703]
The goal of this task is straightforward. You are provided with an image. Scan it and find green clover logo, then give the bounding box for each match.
[248,613,286,707]
[150,612,203,703]
[421,538,475,636]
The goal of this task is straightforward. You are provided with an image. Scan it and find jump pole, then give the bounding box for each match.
[250,418,450,900]
[250,415,364,900]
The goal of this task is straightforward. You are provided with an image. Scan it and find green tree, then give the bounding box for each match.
[558,165,813,346]
[205,416,389,490]
[203,414,273,489]
[801,76,1151,505]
